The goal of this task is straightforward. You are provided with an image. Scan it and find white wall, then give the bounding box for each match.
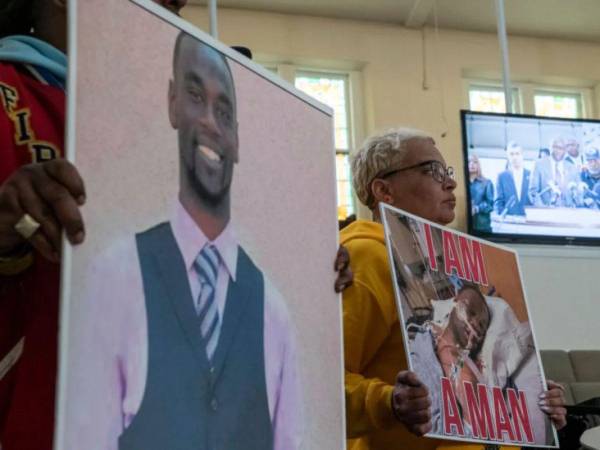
[182,6,600,350]
[516,245,600,350]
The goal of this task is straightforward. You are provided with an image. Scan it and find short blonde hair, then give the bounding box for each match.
[351,127,432,208]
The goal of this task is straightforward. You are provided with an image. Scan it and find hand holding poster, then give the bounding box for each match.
[380,202,558,448]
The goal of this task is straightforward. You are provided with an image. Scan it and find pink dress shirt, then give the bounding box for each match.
[66,201,303,450]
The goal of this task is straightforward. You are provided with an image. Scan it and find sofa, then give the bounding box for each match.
[540,350,600,405]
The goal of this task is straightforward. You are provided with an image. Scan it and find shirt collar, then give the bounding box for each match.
[171,200,238,282]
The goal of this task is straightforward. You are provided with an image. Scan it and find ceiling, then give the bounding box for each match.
[189,0,600,43]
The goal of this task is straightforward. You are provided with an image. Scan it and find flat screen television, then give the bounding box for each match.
[461,110,600,246]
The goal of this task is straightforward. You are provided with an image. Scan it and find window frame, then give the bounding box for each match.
[466,82,522,114]
[465,79,594,119]
[532,88,585,119]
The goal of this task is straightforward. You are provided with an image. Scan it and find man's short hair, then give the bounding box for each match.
[585,145,600,161]
[458,283,485,302]
[351,127,432,208]
[551,136,566,148]
[506,141,521,152]
[171,31,237,105]
[457,283,490,320]
[172,31,187,72]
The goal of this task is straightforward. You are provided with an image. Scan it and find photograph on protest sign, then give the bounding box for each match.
[380,202,558,448]
[54,1,344,449]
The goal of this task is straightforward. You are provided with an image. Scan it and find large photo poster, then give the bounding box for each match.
[380,203,558,448]
[55,1,344,449]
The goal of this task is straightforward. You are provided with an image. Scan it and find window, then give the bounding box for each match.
[534,90,582,119]
[294,71,354,220]
[466,80,590,119]
[468,84,520,113]
[469,86,508,113]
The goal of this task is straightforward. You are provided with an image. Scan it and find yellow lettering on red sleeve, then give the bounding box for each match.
[10,108,35,145]
[0,82,19,113]
[29,141,60,163]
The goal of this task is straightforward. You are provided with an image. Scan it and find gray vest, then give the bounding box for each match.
[119,222,273,450]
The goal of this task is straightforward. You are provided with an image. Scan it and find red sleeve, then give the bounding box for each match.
[0,62,64,450]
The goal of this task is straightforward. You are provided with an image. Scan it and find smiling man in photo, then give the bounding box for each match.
[73,33,302,450]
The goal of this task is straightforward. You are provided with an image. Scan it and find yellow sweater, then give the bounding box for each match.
[340,220,515,450]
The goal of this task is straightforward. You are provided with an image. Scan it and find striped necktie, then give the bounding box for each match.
[194,244,221,360]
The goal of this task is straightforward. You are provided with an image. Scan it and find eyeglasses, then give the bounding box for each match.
[377,160,455,184]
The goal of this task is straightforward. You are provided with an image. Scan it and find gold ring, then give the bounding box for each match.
[14,213,41,239]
